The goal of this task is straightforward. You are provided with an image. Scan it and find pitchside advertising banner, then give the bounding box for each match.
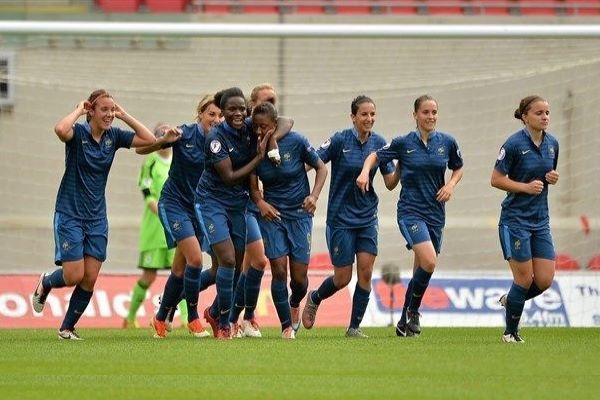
[0,272,598,328]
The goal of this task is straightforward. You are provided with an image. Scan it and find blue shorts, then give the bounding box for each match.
[259,217,312,264]
[325,225,378,267]
[499,225,555,262]
[246,212,262,245]
[198,199,247,252]
[158,200,204,250]
[398,217,443,255]
[53,212,108,265]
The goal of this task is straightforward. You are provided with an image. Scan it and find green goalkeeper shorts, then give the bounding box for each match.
[138,248,175,269]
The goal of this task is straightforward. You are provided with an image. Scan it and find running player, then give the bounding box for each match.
[31,89,155,340]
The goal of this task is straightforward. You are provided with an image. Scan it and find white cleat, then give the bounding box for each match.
[241,319,262,338]
[345,328,369,338]
[32,273,49,313]
[58,329,83,340]
[282,326,296,339]
[502,332,525,343]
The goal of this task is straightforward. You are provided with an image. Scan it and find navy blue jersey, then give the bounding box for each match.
[196,120,256,210]
[495,128,559,229]
[255,132,320,220]
[160,123,206,212]
[55,122,134,220]
[377,130,463,227]
[318,128,395,228]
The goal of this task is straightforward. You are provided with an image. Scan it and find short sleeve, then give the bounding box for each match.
[206,132,230,163]
[300,135,321,169]
[317,132,341,164]
[494,141,515,175]
[447,136,464,170]
[376,136,402,165]
[114,127,135,149]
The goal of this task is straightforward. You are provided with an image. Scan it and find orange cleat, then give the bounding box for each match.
[203,307,219,338]
[150,316,168,339]
[188,318,210,338]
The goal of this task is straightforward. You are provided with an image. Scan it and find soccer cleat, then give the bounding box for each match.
[230,322,243,339]
[122,318,139,329]
[241,319,262,338]
[301,290,320,329]
[407,311,422,336]
[395,320,414,337]
[150,316,168,339]
[290,306,301,334]
[499,294,507,308]
[58,329,83,340]
[345,328,368,338]
[216,326,232,340]
[502,332,525,343]
[281,326,296,339]
[203,307,219,338]
[32,273,49,313]
[188,319,210,338]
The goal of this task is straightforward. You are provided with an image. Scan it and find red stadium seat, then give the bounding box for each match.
[331,0,372,14]
[518,0,561,15]
[564,0,600,15]
[471,0,513,15]
[555,253,581,271]
[383,0,420,14]
[309,252,333,270]
[587,254,600,271]
[146,0,190,12]
[423,0,465,14]
[96,0,141,12]
[237,0,280,13]
[202,1,231,13]
[292,0,328,14]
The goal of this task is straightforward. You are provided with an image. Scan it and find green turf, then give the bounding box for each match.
[1,327,598,399]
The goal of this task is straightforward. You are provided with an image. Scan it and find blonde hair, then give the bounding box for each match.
[195,94,216,122]
[250,83,275,104]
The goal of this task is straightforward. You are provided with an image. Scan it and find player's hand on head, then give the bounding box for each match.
[257,131,273,159]
[113,103,126,119]
[545,170,559,185]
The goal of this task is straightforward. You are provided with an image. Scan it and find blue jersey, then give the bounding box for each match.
[55,122,134,220]
[255,132,320,220]
[377,130,463,227]
[160,123,206,212]
[495,128,559,229]
[318,128,395,228]
[196,120,256,210]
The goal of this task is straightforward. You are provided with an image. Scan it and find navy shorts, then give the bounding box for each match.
[158,199,204,250]
[499,224,555,262]
[398,217,443,255]
[259,217,312,264]
[246,212,262,245]
[53,212,108,265]
[325,224,378,267]
[198,199,247,252]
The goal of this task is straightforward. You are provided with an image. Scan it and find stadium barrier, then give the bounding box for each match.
[1,271,598,328]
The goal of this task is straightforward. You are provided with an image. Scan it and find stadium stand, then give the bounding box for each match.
[96,0,142,12]
[146,0,190,12]
[555,253,581,271]
[309,253,334,270]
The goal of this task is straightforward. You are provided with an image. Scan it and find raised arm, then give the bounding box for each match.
[54,101,88,142]
[214,132,272,185]
[136,127,182,155]
[267,116,294,165]
[355,152,380,193]
[114,103,155,148]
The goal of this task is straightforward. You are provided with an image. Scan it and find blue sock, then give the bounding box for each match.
[243,267,264,320]
[408,267,432,312]
[43,268,66,290]
[312,276,338,305]
[216,267,235,328]
[199,269,216,292]
[349,284,371,329]
[209,296,219,318]
[526,282,544,300]
[271,279,291,330]
[183,266,202,322]
[400,279,414,324]
[289,278,308,309]
[156,273,184,321]
[60,285,92,331]
[505,283,528,334]
[229,272,246,323]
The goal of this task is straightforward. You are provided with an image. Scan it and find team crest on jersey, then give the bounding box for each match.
[210,140,222,154]
[514,240,521,250]
[172,220,181,232]
[320,139,331,149]
[283,152,291,162]
[548,146,555,159]
[497,147,506,161]
[437,147,445,156]
[105,138,113,148]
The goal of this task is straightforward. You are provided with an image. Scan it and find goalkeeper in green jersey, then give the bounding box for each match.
[123,123,187,328]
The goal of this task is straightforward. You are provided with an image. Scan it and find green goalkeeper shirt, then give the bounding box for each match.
[138,153,172,251]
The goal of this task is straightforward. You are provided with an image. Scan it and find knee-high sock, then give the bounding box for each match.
[199,269,216,292]
[349,284,371,329]
[126,280,148,321]
[229,272,246,323]
[43,268,66,290]
[271,279,291,330]
[243,267,264,321]
[156,273,183,321]
[184,266,202,322]
[216,267,235,328]
[60,285,93,331]
[400,278,414,324]
[407,267,432,313]
[525,282,544,300]
[505,282,528,334]
[289,278,308,309]
[312,276,338,305]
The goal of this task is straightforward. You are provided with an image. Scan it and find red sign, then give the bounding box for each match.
[0,273,351,328]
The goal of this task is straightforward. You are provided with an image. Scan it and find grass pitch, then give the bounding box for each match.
[1,327,598,400]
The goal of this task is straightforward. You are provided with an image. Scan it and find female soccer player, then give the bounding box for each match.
[357,95,464,338]
[491,95,559,343]
[195,87,272,339]
[301,95,398,338]
[144,94,222,339]
[31,89,155,340]
[249,102,327,339]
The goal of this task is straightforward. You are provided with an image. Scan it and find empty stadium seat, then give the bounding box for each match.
[331,0,372,14]
[146,0,190,12]
[518,0,562,15]
[555,253,581,271]
[235,0,279,13]
[201,1,231,13]
[565,0,600,15]
[587,254,600,271]
[96,0,141,13]
[291,0,328,14]
[423,0,465,14]
[309,252,333,270]
[470,0,513,15]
